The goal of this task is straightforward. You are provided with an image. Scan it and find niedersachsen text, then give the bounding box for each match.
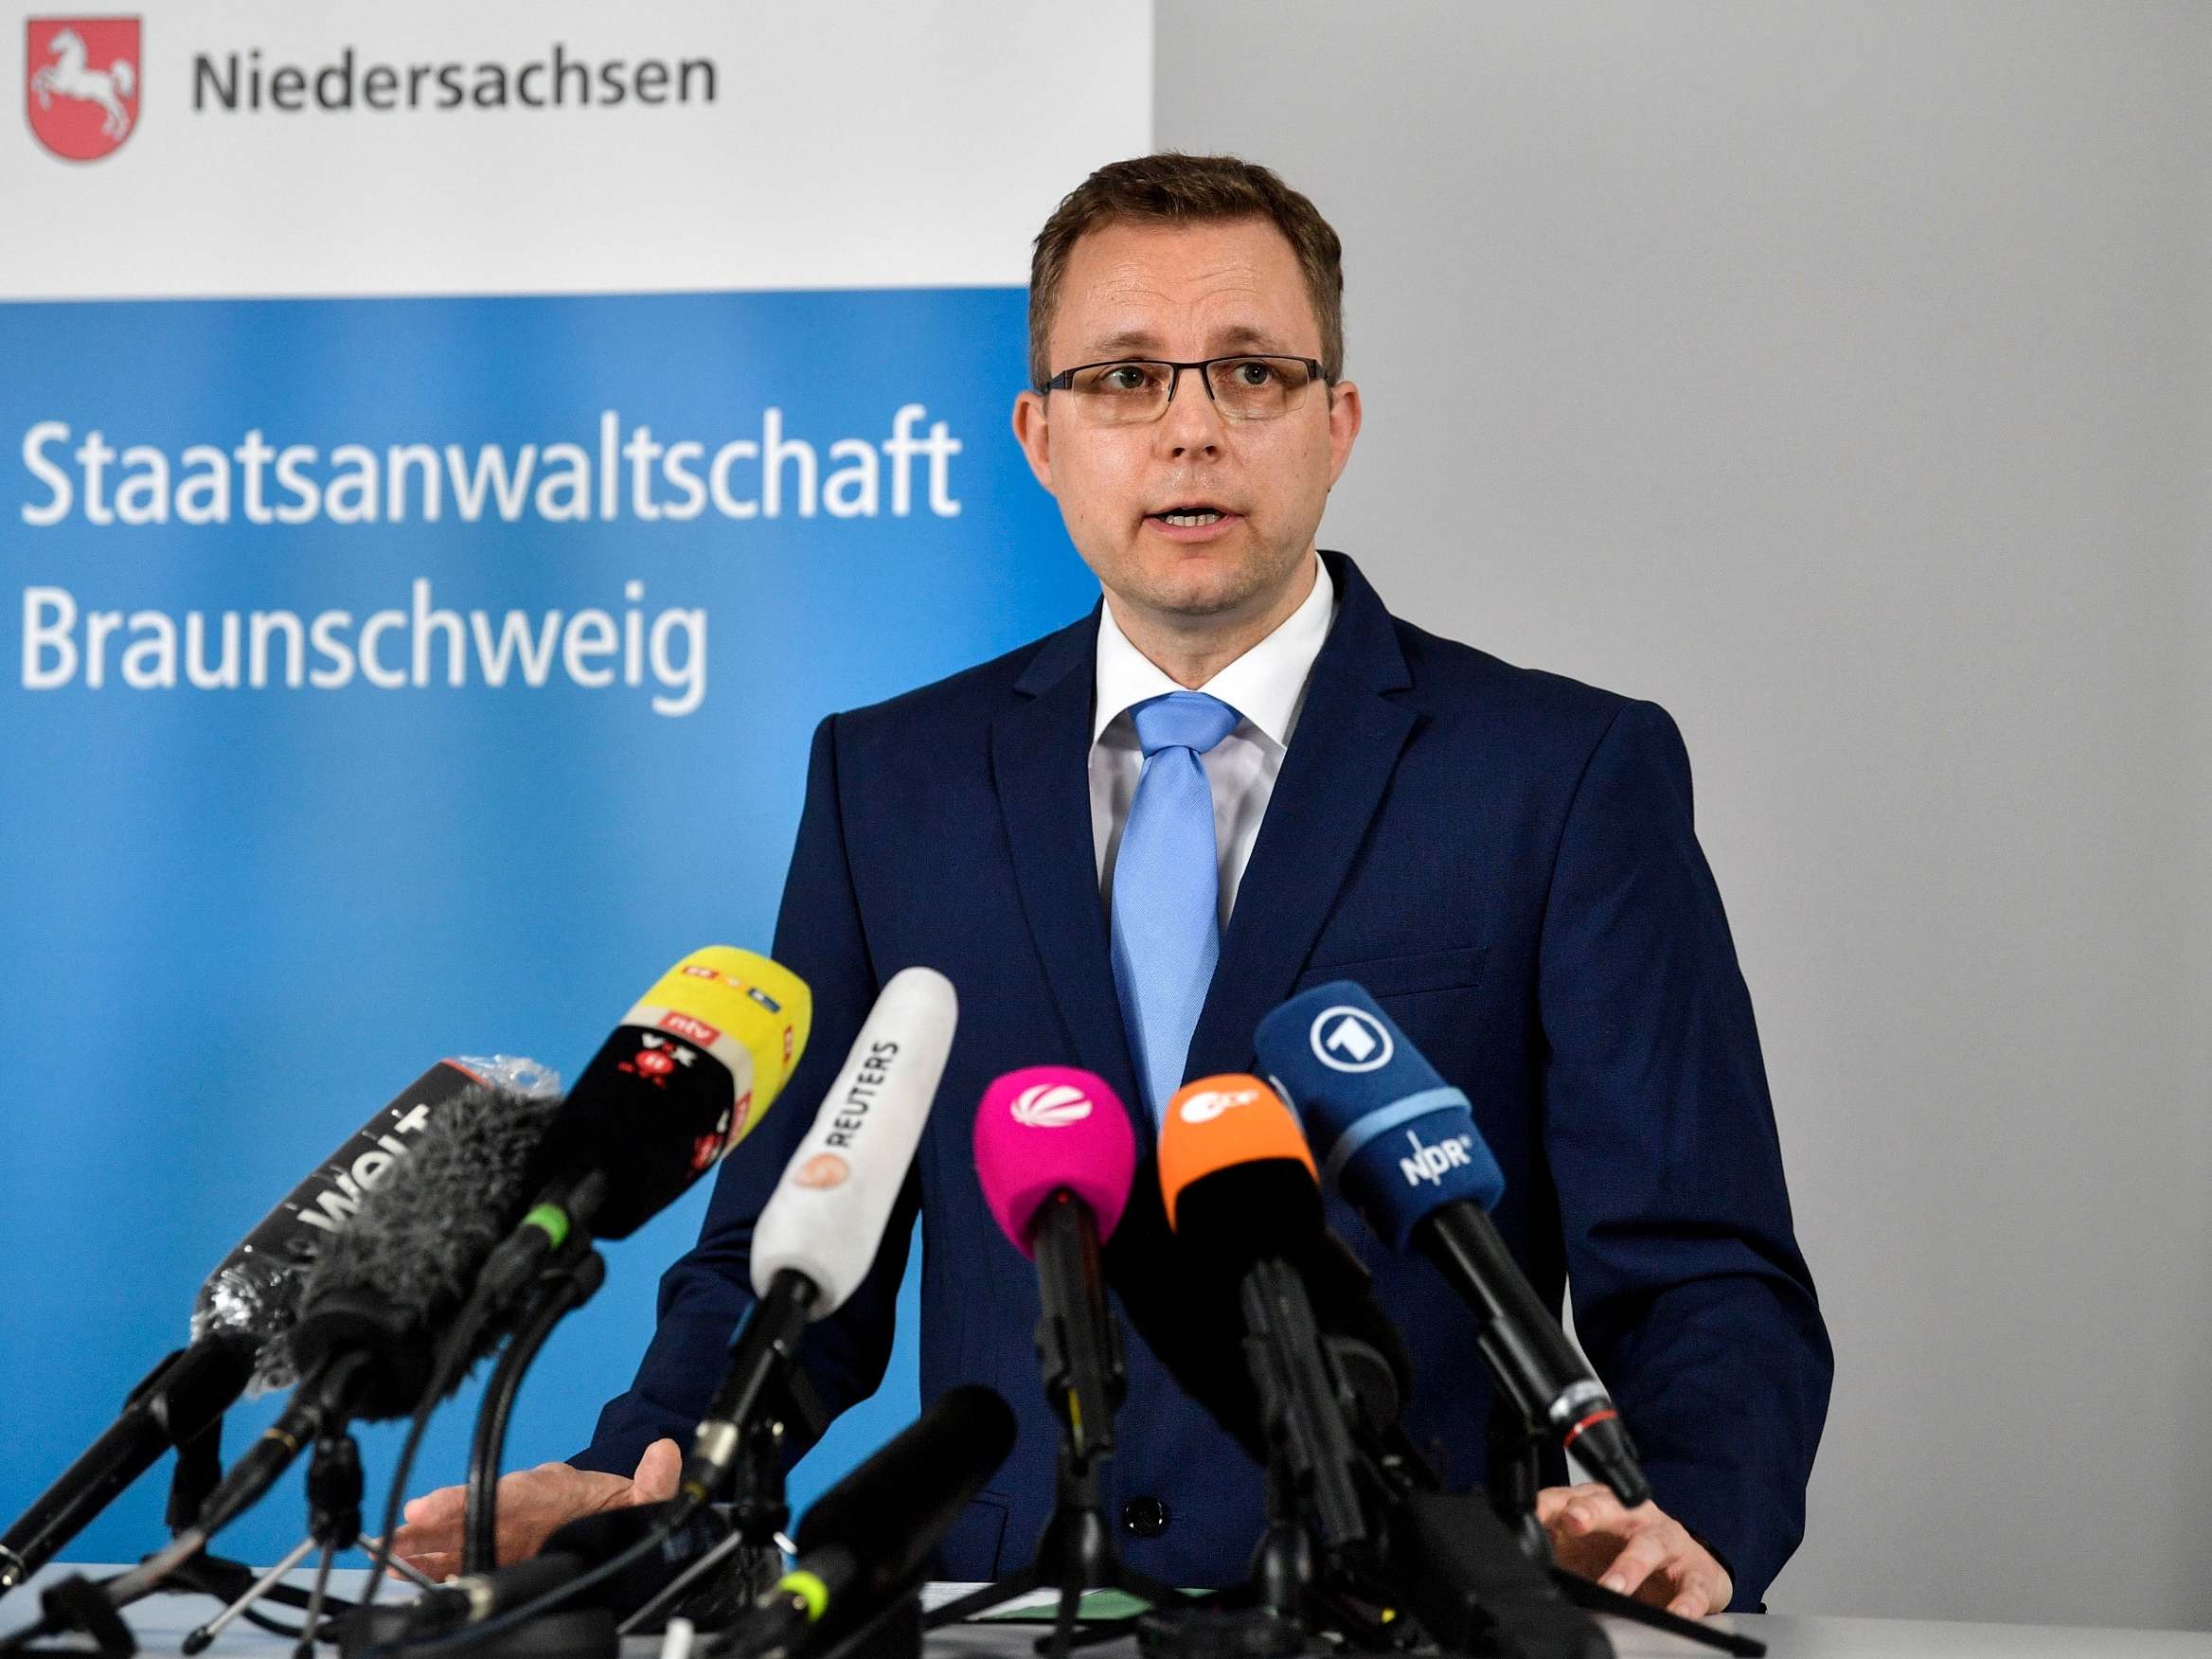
[194,45,715,115]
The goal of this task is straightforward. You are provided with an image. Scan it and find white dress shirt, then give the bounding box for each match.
[1090,555,1339,929]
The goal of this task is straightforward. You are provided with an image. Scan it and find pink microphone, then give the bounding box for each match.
[973,1066,1138,1257]
[972,1066,1136,1470]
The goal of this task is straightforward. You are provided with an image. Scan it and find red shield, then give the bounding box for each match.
[26,16,140,163]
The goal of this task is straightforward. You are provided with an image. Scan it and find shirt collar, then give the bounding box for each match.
[1092,553,1338,748]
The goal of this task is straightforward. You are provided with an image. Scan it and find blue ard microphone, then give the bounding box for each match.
[1256,983,1650,1508]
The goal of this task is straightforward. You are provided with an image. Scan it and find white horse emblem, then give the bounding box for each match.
[30,26,136,143]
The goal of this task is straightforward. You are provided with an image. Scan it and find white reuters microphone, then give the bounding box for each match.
[679,966,957,1506]
[750,965,957,1312]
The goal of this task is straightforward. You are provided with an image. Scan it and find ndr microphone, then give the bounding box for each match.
[680,967,957,1505]
[973,1066,1137,1465]
[482,948,812,1301]
[1257,983,1650,1508]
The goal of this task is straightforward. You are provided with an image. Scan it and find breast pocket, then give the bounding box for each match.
[1295,942,1488,1002]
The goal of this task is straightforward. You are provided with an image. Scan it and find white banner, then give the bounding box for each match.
[3,0,1151,297]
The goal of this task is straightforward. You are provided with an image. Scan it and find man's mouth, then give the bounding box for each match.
[1148,504,1234,527]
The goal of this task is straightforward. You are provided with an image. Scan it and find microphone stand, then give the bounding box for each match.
[1481,1399,1765,1659]
[178,1544,443,1656]
[290,1433,362,1659]
[924,1201,1183,1659]
[615,1395,812,1636]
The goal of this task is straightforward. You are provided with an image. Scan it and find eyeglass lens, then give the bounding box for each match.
[1065,357,1317,422]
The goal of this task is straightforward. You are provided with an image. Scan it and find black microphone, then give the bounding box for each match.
[721,1386,1018,1659]
[473,948,812,1307]
[0,1059,541,1594]
[1155,1076,1393,1559]
[1257,982,1650,1508]
[1109,1193,1409,1470]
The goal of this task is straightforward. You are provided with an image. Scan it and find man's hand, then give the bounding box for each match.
[1535,1483,1733,1619]
[389,1439,682,1580]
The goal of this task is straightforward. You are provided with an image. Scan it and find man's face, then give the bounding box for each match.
[1012,217,1361,626]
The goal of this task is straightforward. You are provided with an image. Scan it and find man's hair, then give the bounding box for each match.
[1027,152,1345,392]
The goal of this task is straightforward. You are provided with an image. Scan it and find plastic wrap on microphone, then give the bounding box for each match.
[1256,982,1505,1249]
[750,967,956,1315]
[184,1055,562,1395]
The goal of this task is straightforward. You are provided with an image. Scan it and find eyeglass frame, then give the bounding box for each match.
[1038,353,1332,419]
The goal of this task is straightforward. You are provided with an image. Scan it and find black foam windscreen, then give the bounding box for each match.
[1169,1158,1328,1272]
[286,1080,562,1418]
[793,1384,1017,1588]
[1105,1153,1415,1462]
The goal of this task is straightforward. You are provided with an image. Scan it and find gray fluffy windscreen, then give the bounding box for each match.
[281,1081,565,1382]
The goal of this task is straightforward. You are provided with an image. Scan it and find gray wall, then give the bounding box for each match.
[1155,1,2212,1630]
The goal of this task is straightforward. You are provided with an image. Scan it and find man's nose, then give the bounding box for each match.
[1153,369,1224,457]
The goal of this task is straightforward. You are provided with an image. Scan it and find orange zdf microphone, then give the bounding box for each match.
[1156,1076,1387,1555]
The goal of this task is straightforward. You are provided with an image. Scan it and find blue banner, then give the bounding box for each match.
[0,287,1095,1562]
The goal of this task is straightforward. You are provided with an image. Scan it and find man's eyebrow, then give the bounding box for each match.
[1212,324,1289,353]
[1079,323,1299,360]
[1083,328,1162,358]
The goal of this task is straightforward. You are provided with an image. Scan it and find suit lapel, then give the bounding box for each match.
[990,610,1146,1118]
[1185,553,1418,1083]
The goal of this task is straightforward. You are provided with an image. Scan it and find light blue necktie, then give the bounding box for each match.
[1110,690,1243,1122]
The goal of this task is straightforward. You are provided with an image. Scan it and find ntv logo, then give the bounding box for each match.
[26,16,139,162]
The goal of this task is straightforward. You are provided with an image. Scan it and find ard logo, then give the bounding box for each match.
[26,16,139,162]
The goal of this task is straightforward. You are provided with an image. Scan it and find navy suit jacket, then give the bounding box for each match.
[579,551,1832,1608]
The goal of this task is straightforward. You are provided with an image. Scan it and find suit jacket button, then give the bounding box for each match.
[1120,1496,1168,1539]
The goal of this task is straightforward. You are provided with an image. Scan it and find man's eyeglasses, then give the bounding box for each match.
[1041,355,1329,425]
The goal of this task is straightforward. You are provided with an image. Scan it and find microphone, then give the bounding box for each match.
[482,949,812,1301]
[183,1077,567,1543]
[1256,982,1650,1508]
[0,1058,551,1595]
[722,1386,1018,1659]
[1156,1075,1382,1556]
[678,967,957,1505]
[972,1066,1135,1465]
[189,950,812,1544]
[1102,1116,1412,1472]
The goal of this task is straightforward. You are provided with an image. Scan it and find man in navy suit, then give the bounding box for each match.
[397,155,1829,1616]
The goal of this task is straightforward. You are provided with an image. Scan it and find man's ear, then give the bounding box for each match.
[1326,378,1363,488]
[1011,389,1055,492]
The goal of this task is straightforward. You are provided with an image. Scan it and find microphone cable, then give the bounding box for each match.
[462,1249,607,1576]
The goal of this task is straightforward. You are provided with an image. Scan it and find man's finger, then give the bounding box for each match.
[1597,1526,1676,1597]
[386,1522,456,1561]
[1667,1582,1716,1620]
[402,1485,464,1525]
[632,1438,682,1503]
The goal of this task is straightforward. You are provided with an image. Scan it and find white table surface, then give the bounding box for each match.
[6,1566,2206,1659]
